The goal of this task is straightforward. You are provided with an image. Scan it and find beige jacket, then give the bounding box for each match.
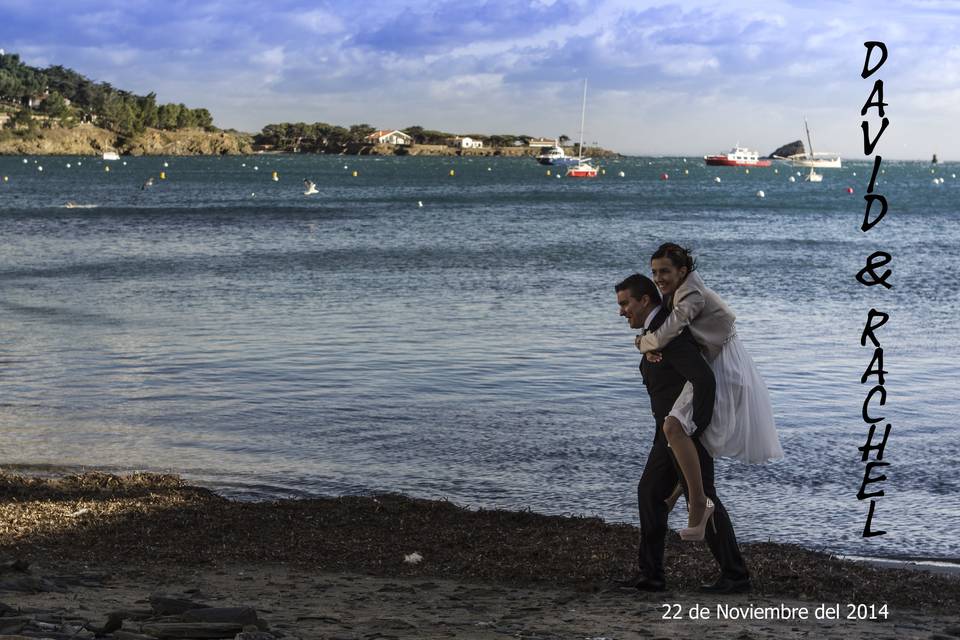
[638,271,736,362]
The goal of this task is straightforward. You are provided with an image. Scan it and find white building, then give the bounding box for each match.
[527,137,558,148]
[365,129,413,145]
[458,136,484,149]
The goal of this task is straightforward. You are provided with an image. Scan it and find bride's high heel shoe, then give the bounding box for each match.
[679,499,715,541]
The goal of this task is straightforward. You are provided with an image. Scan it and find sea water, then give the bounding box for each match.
[1,154,957,561]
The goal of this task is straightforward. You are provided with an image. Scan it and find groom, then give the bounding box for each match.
[615,273,750,593]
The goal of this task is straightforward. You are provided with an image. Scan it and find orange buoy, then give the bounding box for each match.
[660,173,669,180]
[846,187,854,194]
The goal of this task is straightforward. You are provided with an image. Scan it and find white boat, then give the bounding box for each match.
[566,80,598,179]
[102,151,120,161]
[536,143,579,166]
[705,146,772,167]
[789,119,840,169]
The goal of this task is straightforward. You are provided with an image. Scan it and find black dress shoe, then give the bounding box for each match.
[700,576,751,594]
[616,575,666,591]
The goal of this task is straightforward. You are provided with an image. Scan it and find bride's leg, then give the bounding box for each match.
[663,417,707,527]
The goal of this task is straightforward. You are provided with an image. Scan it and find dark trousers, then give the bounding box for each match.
[637,433,749,583]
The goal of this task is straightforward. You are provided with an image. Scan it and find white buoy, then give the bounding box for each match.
[714,176,721,183]
[37,166,43,172]
[487,167,492,171]
[22,159,28,164]
[953,174,957,178]
[745,169,750,174]
[788,176,796,183]
[796,171,802,176]
[852,172,857,177]
[254,166,259,171]
[418,200,423,207]
[756,190,765,198]
[242,163,246,167]
[774,168,779,174]
[618,171,625,177]
[684,169,689,175]
[66,163,71,168]
[122,161,127,166]
[344,165,349,170]
[163,161,169,168]
[555,174,561,179]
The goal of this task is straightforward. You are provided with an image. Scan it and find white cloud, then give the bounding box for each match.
[298,9,345,35]
[253,46,286,69]
[661,56,720,77]
[428,74,503,100]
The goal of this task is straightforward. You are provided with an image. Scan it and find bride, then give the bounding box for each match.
[637,243,783,540]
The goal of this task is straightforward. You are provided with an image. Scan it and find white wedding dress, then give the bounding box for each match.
[668,331,783,463]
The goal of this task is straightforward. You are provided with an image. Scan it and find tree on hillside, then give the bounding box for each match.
[192,108,214,131]
[175,103,197,129]
[9,108,35,131]
[157,103,181,130]
[403,125,425,144]
[40,91,71,121]
[138,92,159,128]
[419,129,453,145]
[348,123,376,142]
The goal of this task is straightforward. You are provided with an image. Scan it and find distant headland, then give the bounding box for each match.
[0,51,617,158]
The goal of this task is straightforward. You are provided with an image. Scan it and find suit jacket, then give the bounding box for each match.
[638,270,736,362]
[639,305,716,435]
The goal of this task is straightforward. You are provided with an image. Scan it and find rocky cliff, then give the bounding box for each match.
[0,124,252,156]
[768,140,805,159]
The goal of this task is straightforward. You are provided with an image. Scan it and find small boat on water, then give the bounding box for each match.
[788,119,841,169]
[536,143,579,166]
[102,151,120,161]
[566,161,598,178]
[704,146,772,167]
[303,179,318,195]
[566,80,598,179]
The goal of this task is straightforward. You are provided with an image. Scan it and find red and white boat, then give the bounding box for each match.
[566,79,599,179]
[566,161,598,178]
[704,146,771,167]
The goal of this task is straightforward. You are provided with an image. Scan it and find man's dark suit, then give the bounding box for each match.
[636,305,749,585]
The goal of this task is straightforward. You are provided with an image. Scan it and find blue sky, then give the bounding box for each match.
[2,0,958,158]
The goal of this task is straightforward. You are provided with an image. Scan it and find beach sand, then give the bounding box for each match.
[2,472,959,640]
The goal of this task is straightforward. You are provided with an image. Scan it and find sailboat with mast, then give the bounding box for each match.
[566,79,598,178]
[790,118,841,170]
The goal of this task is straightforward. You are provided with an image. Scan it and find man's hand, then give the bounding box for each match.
[645,351,663,363]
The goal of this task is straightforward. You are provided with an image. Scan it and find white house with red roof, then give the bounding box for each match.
[365,129,413,145]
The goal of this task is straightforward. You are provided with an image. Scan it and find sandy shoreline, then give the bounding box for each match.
[2,472,959,639]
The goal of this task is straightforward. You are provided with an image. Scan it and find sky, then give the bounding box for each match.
[1,0,958,158]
